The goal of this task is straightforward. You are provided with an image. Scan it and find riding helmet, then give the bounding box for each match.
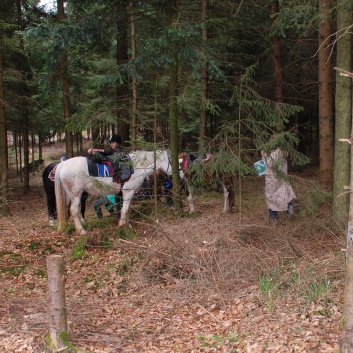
[109,134,122,144]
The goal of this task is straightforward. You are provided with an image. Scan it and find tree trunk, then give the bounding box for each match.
[58,0,74,157]
[270,0,284,132]
[15,133,19,174]
[46,255,68,350]
[116,3,130,146]
[341,166,353,352]
[341,89,353,352]
[332,0,352,226]
[38,134,43,160]
[169,0,182,213]
[19,133,22,182]
[17,0,30,192]
[130,3,137,149]
[318,0,333,190]
[0,44,10,216]
[199,0,208,149]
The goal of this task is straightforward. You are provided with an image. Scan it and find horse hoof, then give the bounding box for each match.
[78,229,87,236]
[49,219,55,226]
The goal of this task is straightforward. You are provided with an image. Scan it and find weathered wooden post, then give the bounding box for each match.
[46,254,68,350]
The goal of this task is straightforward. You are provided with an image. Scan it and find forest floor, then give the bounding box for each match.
[0,141,345,353]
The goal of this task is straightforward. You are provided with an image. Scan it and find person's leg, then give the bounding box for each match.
[269,209,278,221]
[80,191,88,222]
[115,191,123,219]
[46,187,56,222]
[164,180,173,206]
[93,198,103,219]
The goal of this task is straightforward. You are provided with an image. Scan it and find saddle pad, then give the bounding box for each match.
[97,163,113,177]
[48,164,58,181]
[86,157,114,178]
[86,157,131,184]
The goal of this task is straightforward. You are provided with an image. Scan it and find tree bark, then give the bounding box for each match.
[130,3,137,149]
[318,0,333,190]
[169,0,182,213]
[199,0,208,148]
[116,3,130,146]
[341,117,353,352]
[58,0,74,157]
[270,0,284,132]
[0,43,10,216]
[46,254,67,349]
[17,0,30,192]
[332,0,352,226]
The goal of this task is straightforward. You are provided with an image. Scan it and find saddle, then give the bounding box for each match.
[86,153,134,183]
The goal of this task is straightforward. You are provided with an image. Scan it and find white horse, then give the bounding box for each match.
[54,150,172,235]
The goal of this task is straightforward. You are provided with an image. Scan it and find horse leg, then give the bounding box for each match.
[228,182,235,212]
[221,181,230,213]
[119,189,134,226]
[186,183,195,213]
[70,196,86,235]
[80,191,88,222]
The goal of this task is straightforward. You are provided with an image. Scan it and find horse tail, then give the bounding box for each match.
[228,175,236,211]
[54,162,69,231]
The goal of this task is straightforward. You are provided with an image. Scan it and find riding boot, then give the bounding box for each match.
[115,192,123,219]
[93,198,104,219]
[269,209,278,221]
[96,208,103,219]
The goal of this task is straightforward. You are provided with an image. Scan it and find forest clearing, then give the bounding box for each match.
[0,142,345,353]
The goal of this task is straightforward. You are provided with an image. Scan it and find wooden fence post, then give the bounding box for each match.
[46,254,68,349]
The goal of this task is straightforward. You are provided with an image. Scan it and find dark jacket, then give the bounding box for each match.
[101,146,121,156]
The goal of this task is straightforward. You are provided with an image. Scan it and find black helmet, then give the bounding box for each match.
[109,134,122,144]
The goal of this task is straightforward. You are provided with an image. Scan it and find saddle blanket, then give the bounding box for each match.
[47,161,112,182]
[86,156,133,183]
[87,159,114,178]
[48,164,58,181]
[97,163,113,177]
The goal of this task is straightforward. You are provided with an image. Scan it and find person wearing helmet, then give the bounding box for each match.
[87,134,122,156]
[87,134,124,219]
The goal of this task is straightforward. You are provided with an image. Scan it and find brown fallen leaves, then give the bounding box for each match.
[0,164,345,353]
